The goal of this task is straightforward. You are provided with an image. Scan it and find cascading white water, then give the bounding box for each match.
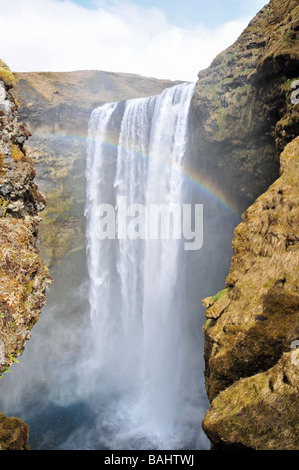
[86,82,206,449]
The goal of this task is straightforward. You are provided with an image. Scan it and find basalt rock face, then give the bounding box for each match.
[0,61,51,449]
[200,0,299,450]
[190,0,299,213]
[12,71,180,267]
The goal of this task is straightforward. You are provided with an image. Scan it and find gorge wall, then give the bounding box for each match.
[195,0,299,450]
[0,61,51,449]
[202,136,299,450]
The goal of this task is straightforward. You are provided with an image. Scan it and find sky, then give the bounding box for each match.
[0,0,268,82]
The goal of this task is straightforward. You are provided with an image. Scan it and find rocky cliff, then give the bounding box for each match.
[199,0,299,450]
[0,61,51,449]
[190,0,299,212]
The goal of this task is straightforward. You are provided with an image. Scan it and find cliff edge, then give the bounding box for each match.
[0,61,51,449]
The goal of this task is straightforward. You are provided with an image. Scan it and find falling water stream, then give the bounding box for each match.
[85,82,205,448]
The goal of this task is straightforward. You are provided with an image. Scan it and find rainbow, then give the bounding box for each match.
[34,130,242,218]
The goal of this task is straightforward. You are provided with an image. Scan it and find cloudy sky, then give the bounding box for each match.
[0,0,268,81]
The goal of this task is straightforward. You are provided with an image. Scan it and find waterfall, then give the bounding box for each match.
[85,82,207,449]
[0,80,241,451]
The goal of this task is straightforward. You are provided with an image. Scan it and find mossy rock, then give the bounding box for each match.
[0,412,29,450]
[0,60,15,87]
[202,287,231,309]
[203,352,299,450]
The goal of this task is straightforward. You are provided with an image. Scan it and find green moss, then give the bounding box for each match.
[220,77,234,84]
[0,60,15,87]
[8,354,19,364]
[210,287,231,303]
[240,67,255,76]
[204,353,299,450]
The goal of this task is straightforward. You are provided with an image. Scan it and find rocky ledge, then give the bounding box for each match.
[0,61,51,449]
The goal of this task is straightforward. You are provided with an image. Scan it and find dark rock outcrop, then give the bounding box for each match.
[2,0,297,452]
